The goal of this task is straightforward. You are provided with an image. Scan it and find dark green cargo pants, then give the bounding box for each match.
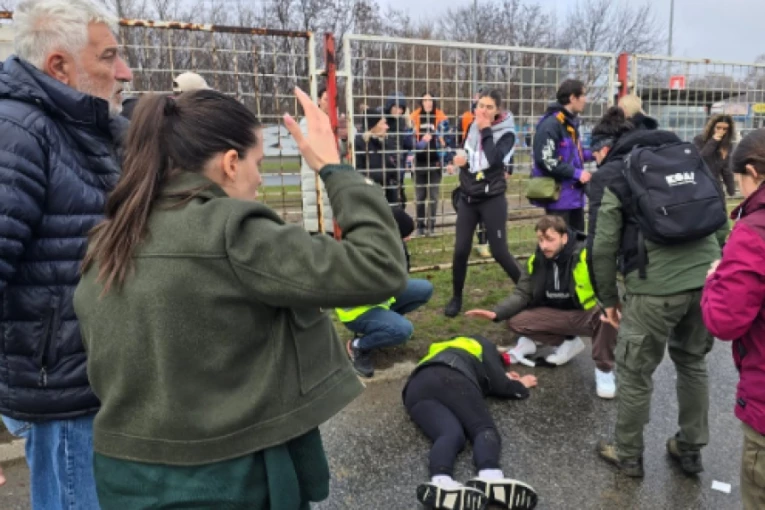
[614,290,714,460]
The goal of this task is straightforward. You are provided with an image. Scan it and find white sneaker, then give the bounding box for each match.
[508,337,537,366]
[466,477,538,509]
[595,369,616,399]
[545,337,585,366]
[416,482,488,510]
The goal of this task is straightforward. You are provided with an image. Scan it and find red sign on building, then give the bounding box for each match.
[669,75,686,90]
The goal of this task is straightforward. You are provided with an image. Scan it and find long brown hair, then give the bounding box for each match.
[83,90,261,294]
[731,128,765,176]
[702,114,736,148]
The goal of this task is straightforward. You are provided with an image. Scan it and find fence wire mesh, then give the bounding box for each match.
[632,55,765,208]
[117,19,316,223]
[342,35,616,269]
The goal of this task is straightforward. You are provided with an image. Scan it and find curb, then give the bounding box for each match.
[0,439,25,466]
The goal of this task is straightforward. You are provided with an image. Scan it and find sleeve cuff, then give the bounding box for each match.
[319,164,354,182]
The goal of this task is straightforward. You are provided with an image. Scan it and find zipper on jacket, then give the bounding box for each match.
[38,306,59,388]
[554,264,560,290]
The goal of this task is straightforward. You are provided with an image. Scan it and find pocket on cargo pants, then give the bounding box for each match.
[742,424,765,510]
[615,334,647,373]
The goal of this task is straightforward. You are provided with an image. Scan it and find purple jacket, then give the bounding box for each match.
[702,183,765,435]
[530,104,592,210]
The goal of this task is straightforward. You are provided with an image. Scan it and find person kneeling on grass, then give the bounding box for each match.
[465,215,618,400]
[337,207,434,378]
[404,335,538,510]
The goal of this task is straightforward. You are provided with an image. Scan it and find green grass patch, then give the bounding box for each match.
[262,157,300,174]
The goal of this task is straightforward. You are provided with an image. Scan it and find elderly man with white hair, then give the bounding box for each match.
[0,0,132,507]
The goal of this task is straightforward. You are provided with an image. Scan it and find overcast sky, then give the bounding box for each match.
[388,0,764,63]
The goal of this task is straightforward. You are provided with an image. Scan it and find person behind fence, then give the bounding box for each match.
[458,84,493,258]
[701,128,765,510]
[694,114,738,197]
[0,0,133,507]
[354,106,401,205]
[444,89,522,318]
[528,79,593,232]
[587,106,729,478]
[338,207,434,378]
[300,87,335,234]
[465,215,617,399]
[617,94,658,131]
[411,92,455,235]
[404,335,538,510]
[384,91,415,206]
[72,88,409,508]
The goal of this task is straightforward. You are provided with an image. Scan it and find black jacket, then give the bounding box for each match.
[405,335,529,400]
[630,113,659,131]
[458,113,516,202]
[693,135,737,196]
[0,57,127,420]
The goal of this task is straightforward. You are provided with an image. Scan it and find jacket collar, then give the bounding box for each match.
[161,171,228,199]
[0,56,115,135]
[732,181,765,220]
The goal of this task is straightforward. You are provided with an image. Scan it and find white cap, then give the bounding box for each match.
[172,72,211,93]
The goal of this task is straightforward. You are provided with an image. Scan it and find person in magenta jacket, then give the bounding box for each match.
[702,128,765,510]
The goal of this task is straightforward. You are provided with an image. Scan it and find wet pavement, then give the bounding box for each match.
[0,340,744,509]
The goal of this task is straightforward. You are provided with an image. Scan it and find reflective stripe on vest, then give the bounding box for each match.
[527,249,596,311]
[335,297,396,323]
[573,248,597,311]
[418,336,483,365]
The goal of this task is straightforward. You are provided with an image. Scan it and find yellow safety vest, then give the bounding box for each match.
[527,248,597,311]
[418,336,483,365]
[335,297,396,323]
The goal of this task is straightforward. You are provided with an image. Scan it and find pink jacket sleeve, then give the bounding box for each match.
[702,223,765,341]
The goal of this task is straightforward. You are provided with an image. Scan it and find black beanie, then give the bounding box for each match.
[362,107,384,132]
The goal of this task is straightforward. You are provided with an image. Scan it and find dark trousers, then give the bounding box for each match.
[544,207,585,232]
[404,365,501,477]
[452,194,522,296]
[414,168,443,231]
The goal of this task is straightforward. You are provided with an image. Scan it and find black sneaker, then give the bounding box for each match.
[444,296,462,318]
[416,482,488,510]
[346,340,374,378]
[466,477,537,509]
[667,437,704,475]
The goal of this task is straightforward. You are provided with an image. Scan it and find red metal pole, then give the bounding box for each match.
[324,33,343,240]
[617,52,629,99]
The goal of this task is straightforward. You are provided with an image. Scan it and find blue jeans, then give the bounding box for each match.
[346,278,433,351]
[1,414,100,510]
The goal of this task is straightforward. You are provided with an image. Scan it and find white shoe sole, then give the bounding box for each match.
[597,387,616,399]
[465,478,538,509]
[545,339,586,366]
[416,483,488,510]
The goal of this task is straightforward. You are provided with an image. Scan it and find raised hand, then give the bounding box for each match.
[283,87,340,172]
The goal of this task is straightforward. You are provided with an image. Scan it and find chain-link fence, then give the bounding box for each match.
[342,34,616,269]
[118,19,317,223]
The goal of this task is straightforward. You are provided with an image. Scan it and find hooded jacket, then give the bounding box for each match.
[531,103,593,210]
[702,182,765,436]
[0,56,127,420]
[458,112,516,201]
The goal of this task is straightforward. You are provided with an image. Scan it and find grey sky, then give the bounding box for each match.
[388,0,764,64]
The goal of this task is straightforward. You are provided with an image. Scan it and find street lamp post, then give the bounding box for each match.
[668,0,675,56]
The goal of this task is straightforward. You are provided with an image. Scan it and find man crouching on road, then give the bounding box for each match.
[466,215,618,399]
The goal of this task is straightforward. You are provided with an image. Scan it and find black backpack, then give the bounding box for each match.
[622,141,728,278]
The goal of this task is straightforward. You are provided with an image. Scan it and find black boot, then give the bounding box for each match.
[444,296,462,318]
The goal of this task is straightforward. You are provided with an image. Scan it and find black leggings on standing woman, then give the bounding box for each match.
[452,193,521,298]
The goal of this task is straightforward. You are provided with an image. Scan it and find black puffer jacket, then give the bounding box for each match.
[0,57,127,420]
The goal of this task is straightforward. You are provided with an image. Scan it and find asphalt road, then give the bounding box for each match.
[0,339,744,510]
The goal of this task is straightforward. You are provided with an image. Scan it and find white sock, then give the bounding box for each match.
[478,469,504,480]
[432,475,461,489]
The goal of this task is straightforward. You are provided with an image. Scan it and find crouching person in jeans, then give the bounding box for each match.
[339,207,434,378]
[466,215,618,399]
[404,335,538,510]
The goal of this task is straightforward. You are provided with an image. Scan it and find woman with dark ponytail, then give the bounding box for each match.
[74,88,408,508]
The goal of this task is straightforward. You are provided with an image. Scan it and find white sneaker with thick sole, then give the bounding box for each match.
[416,482,488,510]
[545,337,585,366]
[595,368,616,399]
[508,337,537,366]
[465,478,538,509]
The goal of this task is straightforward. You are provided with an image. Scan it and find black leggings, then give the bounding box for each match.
[544,207,585,232]
[404,365,501,477]
[452,194,522,296]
